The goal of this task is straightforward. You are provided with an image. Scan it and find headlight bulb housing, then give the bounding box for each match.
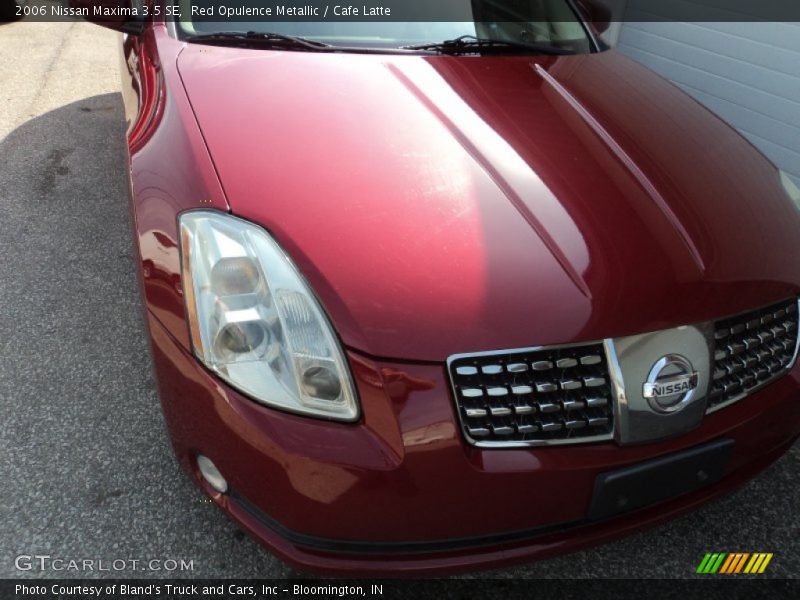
[179,211,359,422]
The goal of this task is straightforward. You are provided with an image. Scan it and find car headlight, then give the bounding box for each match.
[178,210,359,422]
[780,170,800,210]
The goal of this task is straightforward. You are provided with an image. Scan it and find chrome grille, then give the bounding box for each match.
[708,299,799,412]
[448,343,614,447]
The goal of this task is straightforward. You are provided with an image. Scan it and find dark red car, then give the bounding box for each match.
[80,0,800,576]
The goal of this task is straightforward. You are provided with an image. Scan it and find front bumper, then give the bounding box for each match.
[147,312,800,576]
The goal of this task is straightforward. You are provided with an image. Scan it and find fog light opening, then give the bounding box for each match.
[197,455,228,494]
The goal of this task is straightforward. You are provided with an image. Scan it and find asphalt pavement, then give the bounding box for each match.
[0,20,798,580]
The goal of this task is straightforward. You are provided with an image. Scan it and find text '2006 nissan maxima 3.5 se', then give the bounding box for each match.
[74,0,800,575]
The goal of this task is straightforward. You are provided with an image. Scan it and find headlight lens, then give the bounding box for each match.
[780,170,800,209]
[179,211,359,422]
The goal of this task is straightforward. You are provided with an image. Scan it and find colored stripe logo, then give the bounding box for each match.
[696,553,773,574]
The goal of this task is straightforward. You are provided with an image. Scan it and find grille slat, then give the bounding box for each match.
[708,299,799,412]
[448,343,614,446]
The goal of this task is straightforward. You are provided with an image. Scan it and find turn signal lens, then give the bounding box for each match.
[780,170,800,209]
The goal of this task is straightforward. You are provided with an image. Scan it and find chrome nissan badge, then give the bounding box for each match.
[642,354,699,413]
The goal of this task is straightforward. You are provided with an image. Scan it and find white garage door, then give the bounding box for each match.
[617,19,800,187]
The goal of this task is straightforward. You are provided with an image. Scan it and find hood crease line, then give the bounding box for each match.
[387,62,592,300]
[533,62,706,274]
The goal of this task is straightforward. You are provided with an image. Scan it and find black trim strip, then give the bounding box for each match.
[230,491,582,555]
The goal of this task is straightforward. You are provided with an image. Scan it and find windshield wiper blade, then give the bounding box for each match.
[187,31,335,52]
[403,34,574,55]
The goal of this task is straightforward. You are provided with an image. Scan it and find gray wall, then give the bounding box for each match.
[616,18,800,187]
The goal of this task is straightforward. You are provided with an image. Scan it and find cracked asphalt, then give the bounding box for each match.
[0,19,798,581]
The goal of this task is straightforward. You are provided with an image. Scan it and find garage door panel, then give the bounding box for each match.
[619,19,800,184]
[621,26,800,92]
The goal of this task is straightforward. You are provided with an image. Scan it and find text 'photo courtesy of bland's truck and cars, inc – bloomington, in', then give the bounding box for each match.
[2,0,800,596]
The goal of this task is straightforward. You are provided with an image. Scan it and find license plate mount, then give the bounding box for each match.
[588,438,735,520]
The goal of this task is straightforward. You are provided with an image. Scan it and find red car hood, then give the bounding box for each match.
[177,46,800,362]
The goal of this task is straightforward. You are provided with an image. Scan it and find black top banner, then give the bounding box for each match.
[11,0,800,23]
